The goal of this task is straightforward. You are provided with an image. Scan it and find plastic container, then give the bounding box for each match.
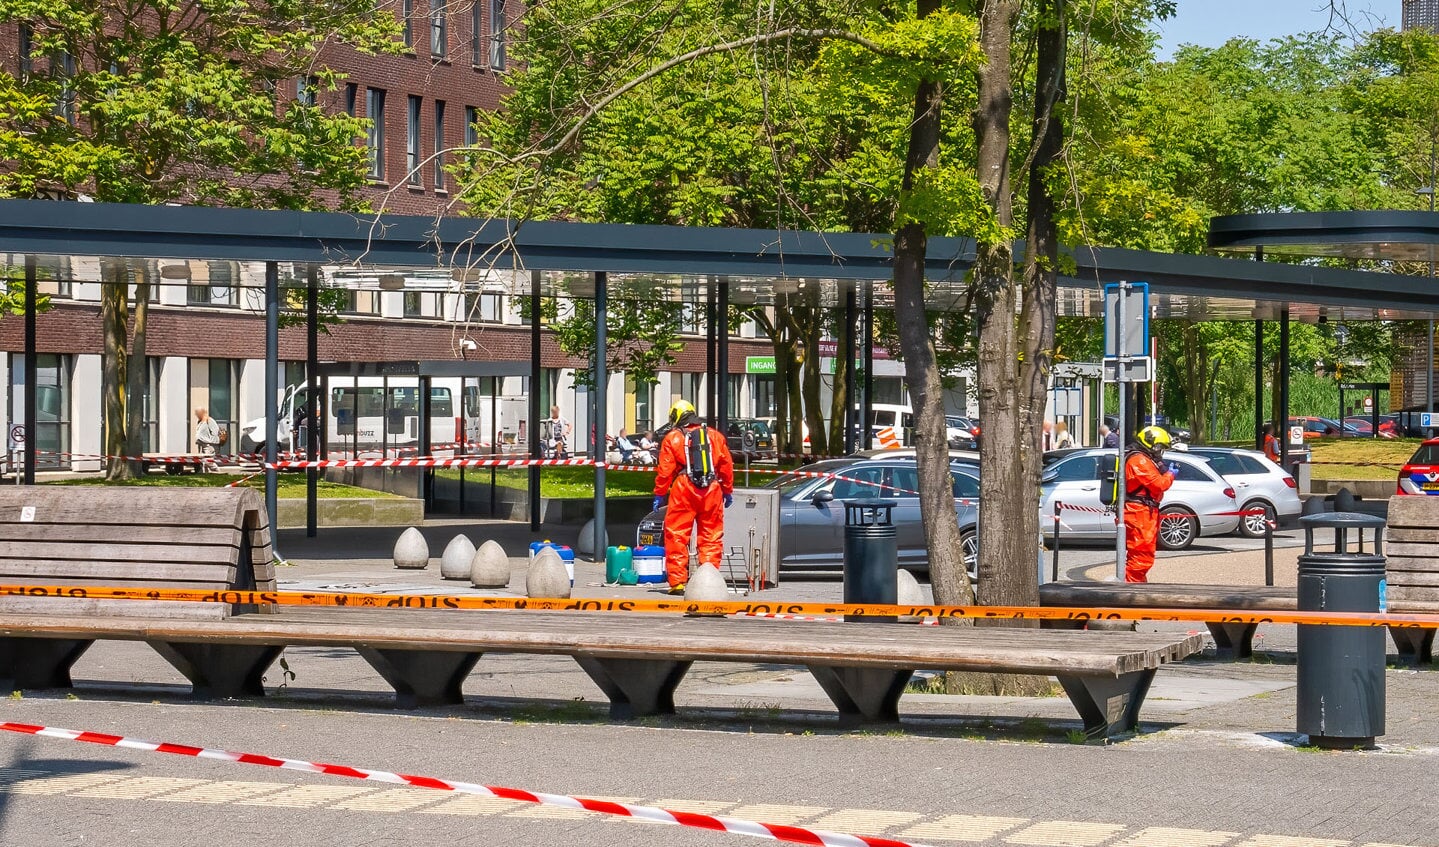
[632,545,666,584]
[605,546,632,584]
[529,540,576,585]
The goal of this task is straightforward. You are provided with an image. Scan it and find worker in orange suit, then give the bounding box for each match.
[652,399,735,595]
[1123,425,1175,583]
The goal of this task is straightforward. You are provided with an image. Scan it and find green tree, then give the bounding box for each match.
[0,0,400,477]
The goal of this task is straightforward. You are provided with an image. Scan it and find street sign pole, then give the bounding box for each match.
[1115,283,1127,582]
[1103,281,1150,582]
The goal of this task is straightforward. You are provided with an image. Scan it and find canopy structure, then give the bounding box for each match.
[3,199,1438,549]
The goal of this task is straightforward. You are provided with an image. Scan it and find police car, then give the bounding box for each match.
[1398,438,1439,495]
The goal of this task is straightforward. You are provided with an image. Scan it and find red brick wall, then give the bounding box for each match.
[0,303,770,372]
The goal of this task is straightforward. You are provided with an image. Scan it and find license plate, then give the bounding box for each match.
[639,533,656,546]
[1424,484,1439,492]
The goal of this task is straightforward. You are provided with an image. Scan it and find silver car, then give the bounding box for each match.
[1185,448,1303,537]
[635,456,982,577]
[1039,448,1241,550]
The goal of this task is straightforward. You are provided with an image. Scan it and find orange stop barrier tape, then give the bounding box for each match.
[0,584,1435,630]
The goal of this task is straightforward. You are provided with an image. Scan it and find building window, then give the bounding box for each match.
[366,88,386,180]
[489,0,505,69]
[344,290,382,315]
[56,50,76,124]
[406,95,422,185]
[471,0,483,66]
[462,291,503,322]
[14,353,71,470]
[188,261,239,307]
[430,0,447,58]
[190,358,239,456]
[18,23,32,78]
[403,291,426,317]
[401,0,413,47]
[433,100,446,189]
[344,83,357,116]
[296,76,317,107]
[464,105,478,147]
[142,357,161,452]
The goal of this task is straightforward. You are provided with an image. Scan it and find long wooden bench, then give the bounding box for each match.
[0,486,275,688]
[1385,496,1439,663]
[0,606,1202,740]
[1039,582,1294,659]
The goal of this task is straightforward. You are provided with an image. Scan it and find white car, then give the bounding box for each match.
[1040,448,1241,550]
[1185,448,1303,537]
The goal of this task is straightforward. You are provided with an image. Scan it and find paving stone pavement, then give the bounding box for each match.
[0,519,1431,847]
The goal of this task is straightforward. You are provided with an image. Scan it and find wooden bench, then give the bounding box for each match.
[1385,496,1439,663]
[0,486,275,688]
[1039,582,1295,659]
[0,606,1201,740]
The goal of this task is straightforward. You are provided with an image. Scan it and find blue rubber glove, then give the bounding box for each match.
[652,495,665,512]
[1167,462,1179,475]
[724,493,734,508]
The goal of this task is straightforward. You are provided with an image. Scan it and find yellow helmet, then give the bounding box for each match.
[1136,425,1172,452]
[668,399,698,427]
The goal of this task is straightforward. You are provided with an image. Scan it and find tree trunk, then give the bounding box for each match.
[125,278,151,478]
[800,287,827,457]
[1180,323,1209,444]
[829,308,851,451]
[100,263,131,481]
[892,0,973,612]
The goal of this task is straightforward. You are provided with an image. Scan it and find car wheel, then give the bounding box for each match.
[1157,508,1197,551]
[960,529,979,580]
[1238,501,1275,539]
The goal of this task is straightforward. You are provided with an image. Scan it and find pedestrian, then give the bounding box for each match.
[652,399,735,595]
[613,426,636,463]
[1123,425,1175,583]
[543,404,571,459]
[1052,420,1073,449]
[1261,422,1280,464]
[1041,420,1054,451]
[1099,423,1118,449]
[194,407,222,462]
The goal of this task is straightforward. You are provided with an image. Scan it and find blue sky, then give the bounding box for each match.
[1155,0,1400,57]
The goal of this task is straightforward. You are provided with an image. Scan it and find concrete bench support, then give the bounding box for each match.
[149,641,283,699]
[1057,669,1156,740]
[574,656,692,719]
[356,648,484,709]
[807,665,914,724]
[0,637,93,689]
[1387,626,1435,665]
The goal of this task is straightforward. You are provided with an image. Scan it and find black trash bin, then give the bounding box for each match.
[1295,511,1387,749]
[843,499,897,623]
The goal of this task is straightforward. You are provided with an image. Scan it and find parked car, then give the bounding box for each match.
[1398,438,1439,495]
[1341,415,1399,438]
[1039,448,1240,550]
[1185,447,1303,537]
[725,418,776,460]
[946,415,981,449]
[635,455,982,577]
[1288,416,1361,439]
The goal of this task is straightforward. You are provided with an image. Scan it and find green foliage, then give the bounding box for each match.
[537,281,687,389]
[0,0,402,205]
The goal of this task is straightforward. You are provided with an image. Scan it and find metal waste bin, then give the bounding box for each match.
[1295,511,1387,749]
[843,499,897,623]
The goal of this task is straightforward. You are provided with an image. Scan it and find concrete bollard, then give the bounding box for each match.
[469,539,510,589]
[683,564,729,604]
[575,518,608,560]
[393,527,430,570]
[896,569,926,623]
[526,548,572,598]
[440,535,476,580]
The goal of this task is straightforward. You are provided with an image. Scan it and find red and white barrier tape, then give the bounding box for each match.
[0,722,928,847]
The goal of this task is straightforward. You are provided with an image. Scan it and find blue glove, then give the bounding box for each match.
[1167,462,1179,475]
[724,493,734,508]
[652,496,664,512]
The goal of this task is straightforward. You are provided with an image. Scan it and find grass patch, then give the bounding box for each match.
[433,465,659,498]
[46,474,398,499]
[1308,437,1420,481]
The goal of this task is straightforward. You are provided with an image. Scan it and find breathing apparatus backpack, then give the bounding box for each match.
[684,425,718,488]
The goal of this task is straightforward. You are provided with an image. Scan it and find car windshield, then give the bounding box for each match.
[743,420,772,436]
[1408,444,1439,466]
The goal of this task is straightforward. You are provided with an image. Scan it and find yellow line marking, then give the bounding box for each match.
[1112,828,1240,847]
[236,785,373,808]
[652,798,736,814]
[328,788,445,812]
[157,780,291,804]
[727,803,828,824]
[1005,820,1129,847]
[810,809,924,836]
[422,795,529,816]
[1231,834,1352,839]
[4,772,131,795]
[0,768,49,783]
[71,777,207,799]
[899,814,1030,841]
